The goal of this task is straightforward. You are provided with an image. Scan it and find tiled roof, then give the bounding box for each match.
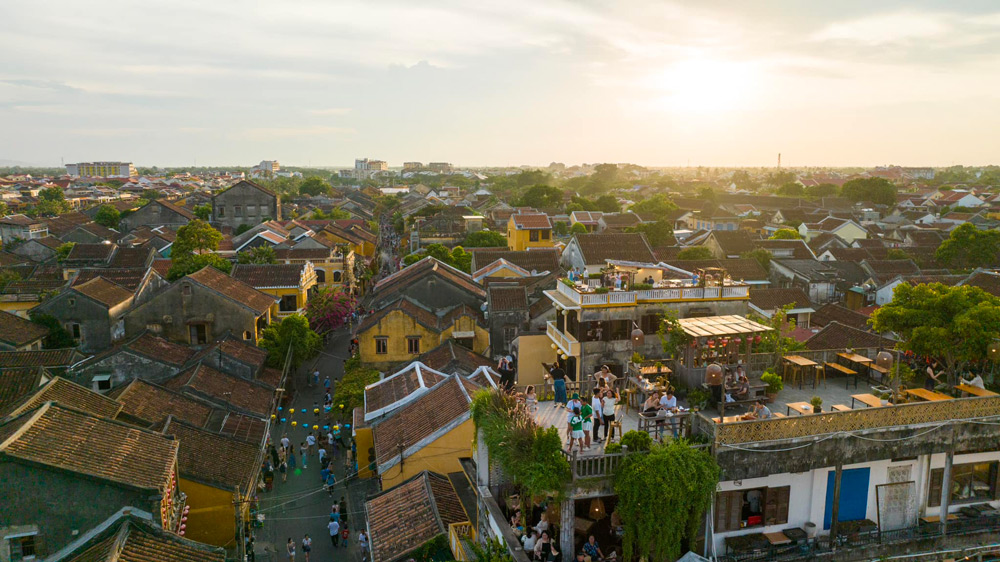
[0,251,30,267]
[60,514,227,562]
[218,336,269,367]
[126,332,199,366]
[0,367,45,417]
[109,245,155,268]
[5,376,123,419]
[416,341,493,376]
[186,266,277,314]
[74,277,135,307]
[73,268,151,292]
[488,285,528,312]
[574,232,656,264]
[961,271,1000,297]
[366,471,467,562]
[749,288,813,311]
[273,248,333,260]
[468,248,560,274]
[824,248,873,262]
[0,402,178,491]
[373,376,471,465]
[219,412,268,444]
[162,417,259,492]
[754,239,816,259]
[0,310,48,347]
[804,321,885,351]
[570,211,603,224]
[231,263,307,288]
[667,259,769,282]
[708,230,757,255]
[67,242,117,262]
[810,303,872,331]
[511,213,551,229]
[42,212,90,236]
[165,364,274,417]
[600,213,640,228]
[365,361,449,419]
[109,379,214,428]
[358,297,441,335]
[0,348,83,368]
[156,199,196,220]
[862,259,921,277]
[374,257,486,299]
[214,179,277,198]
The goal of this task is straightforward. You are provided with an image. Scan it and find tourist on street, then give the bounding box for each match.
[287,449,296,470]
[286,538,296,561]
[300,442,309,469]
[328,518,340,547]
[340,525,350,548]
[279,459,287,482]
[301,534,312,562]
[358,531,370,561]
[306,432,317,456]
[547,362,567,407]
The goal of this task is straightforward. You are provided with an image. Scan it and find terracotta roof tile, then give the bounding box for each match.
[366,471,467,562]
[415,341,492,376]
[373,376,471,465]
[511,213,552,229]
[804,321,885,351]
[810,303,871,331]
[374,257,485,299]
[574,232,655,264]
[162,417,259,492]
[231,263,307,288]
[156,199,196,220]
[218,336,269,368]
[358,297,442,335]
[0,367,45,417]
[72,268,151,292]
[74,277,135,307]
[749,288,813,311]
[962,271,1000,297]
[365,362,449,418]
[468,248,560,274]
[0,310,48,347]
[109,379,214,427]
[599,213,640,228]
[0,348,83,368]
[187,266,277,314]
[165,364,275,417]
[0,402,178,491]
[6,376,122,419]
[109,246,155,268]
[66,242,117,262]
[218,412,268,444]
[125,332,199,366]
[62,513,227,562]
[488,285,528,312]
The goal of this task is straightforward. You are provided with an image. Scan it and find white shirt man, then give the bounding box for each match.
[659,392,677,411]
[964,373,986,389]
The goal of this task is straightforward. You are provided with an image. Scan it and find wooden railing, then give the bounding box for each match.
[715,395,1000,445]
[546,321,580,356]
[448,522,475,561]
[557,279,750,307]
[566,449,626,479]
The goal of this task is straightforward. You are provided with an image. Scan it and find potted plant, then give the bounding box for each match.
[761,370,783,401]
[810,395,823,413]
[878,391,890,406]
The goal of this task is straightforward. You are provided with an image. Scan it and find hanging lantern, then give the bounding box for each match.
[550,343,557,350]
[301,409,307,414]
[179,531,185,536]
[270,414,276,420]
[630,326,644,348]
[344,424,351,429]
[589,497,607,519]
[183,506,189,513]
[291,421,297,427]
[313,425,319,430]
[333,425,340,430]
[734,338,742,344]
[755,335,762,343]
[278,407,283,412]
[180,524,186,530]
[339,404,345,409]
[323,425,330,430]
[280,418,286,423]
[181,516,187,523]
[314,408,320,414]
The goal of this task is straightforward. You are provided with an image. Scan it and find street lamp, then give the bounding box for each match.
[631,324,645,348]
[876,349,900,402]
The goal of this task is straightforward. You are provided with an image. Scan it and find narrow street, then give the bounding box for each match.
[254,328,378,562]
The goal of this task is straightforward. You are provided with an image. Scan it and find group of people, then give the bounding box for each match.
[511,507,618,561]
[723,366,751,403]
[565,386,619,453]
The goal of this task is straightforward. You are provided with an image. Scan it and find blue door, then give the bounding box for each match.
[824,467,871,529]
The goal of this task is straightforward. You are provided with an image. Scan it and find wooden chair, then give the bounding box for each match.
[608,419,623,441]
[814,365,826,388]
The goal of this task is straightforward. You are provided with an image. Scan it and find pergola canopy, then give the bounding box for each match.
[677,315,772,339]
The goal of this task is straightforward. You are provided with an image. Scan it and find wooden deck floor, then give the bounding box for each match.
[530,399,646,457]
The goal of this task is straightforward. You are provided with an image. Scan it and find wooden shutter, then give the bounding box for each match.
[928,468,943,507]
[764,486,790,526]
[715,491,742,532]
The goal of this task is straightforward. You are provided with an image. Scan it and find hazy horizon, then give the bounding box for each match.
[2,1,999,168]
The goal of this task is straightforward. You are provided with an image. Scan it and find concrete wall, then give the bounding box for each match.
[178,478,237,547]
[380,418,474,490]
[31,291,127,353]
[212,183,280,230]
[0,462,157,556]
[124,281,266,345]
[72,350,181,390]
[119,202,190,233]
[512,332,557,388]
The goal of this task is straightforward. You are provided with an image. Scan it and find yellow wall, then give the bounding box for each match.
[506,217,553,251]
[514,333,561,389]
[355,427,375,479]
[359,310,489,367]
[179,478,248,548]
[380,418,474,490]
[0,301,38,317]
[259,277,317,319]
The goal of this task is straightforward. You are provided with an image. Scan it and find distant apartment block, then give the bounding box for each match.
[428,162,453,173]
[339,158,389,180]
[66,162,136,178]
[403,162,423,170]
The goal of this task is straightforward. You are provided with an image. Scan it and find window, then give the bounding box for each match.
[375,337,388,355]
[280,295,298,312]
[182,283,192,296]
[315,269,326,283]
[928,461,999,507]
[715,486,789,532]
[529,230,540,242]
[68,298,76,307]
[189,324,208,345]
[92,375,112,392]
[247,204,257,216]
[503,325,518,349]
[235,205,243,217]
[541,230,550,240]
[9,535,37,561]
[218,205,226,217]
[456,337,474,350]
[407,337,421,354]
[243,330,252,340]
[333,271,343,283]
[69,323,81,339]
[640,313,662,335]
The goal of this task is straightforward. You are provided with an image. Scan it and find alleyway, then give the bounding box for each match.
[254,327,379,562]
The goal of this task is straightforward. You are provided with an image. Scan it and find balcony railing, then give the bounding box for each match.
[557,280,749,307]
[448,522,475,561]
[546,321,581,356]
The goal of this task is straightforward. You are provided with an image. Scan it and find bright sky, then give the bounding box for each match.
[1,0,998,168]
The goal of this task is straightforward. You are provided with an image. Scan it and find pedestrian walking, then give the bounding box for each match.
[306,432,317,456]
[340,525,350,548]
[300,442,308,469]
[318,446,327,466]
[301,535,312,562]
[339,496,348,527]
[287,449,296,470]
[328,519,340,547]
[312,369,320,387]
[286,538,296,561]
[324,376,331,390]
[358,531,370,561]
[280,434,290,454]
[279,459,287,482]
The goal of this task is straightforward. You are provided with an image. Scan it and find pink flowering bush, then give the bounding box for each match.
[305,287,358,334]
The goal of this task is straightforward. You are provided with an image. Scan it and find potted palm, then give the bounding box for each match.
[810,395,823,413]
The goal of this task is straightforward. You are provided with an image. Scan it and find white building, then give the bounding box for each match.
[65,162,136,178]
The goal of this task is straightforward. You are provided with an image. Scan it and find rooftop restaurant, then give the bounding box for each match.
[555,261,751,307]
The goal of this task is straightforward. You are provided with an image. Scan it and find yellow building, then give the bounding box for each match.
[507,213,554,251]
[231,262,318,319]
[68,161,137,178]
[370,374,476,490]
[357,298,489,370]
[275,247,355,292]
[316,224,377,259]
[163,418,261,549]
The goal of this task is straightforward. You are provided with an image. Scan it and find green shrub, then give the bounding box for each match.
[761,370,783,394]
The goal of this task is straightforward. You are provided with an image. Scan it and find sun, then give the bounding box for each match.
[650,58,757,115]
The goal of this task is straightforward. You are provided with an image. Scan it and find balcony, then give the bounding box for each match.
[546,320,581,356]
[555,279,749,308]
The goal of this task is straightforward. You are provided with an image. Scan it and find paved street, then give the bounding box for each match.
[254,328,378,562]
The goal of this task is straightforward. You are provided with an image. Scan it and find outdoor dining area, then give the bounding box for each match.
[565,261,742,293]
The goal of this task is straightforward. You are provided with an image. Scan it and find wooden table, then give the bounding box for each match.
[786,401,814,416]
[713,415,745,424]
[764,531,792,546]
[868,363,890,383]
[640,365,672,376]
[783,355,818,389]
[956,384,999,397]
[906,388,953,402]
[851,393,884,408]
[826,362,859,389]
[919,514,959,524]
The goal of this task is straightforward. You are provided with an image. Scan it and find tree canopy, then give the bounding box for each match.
[626,220,674,246]
[775,182,804,196]
[629,193,678,216]
[806,182,839,198]
[93,205,120,229]
[172,219,222,259]
[934,223,1000,270]
[570,222,588,234]
[870,283,1000,384]
[462,230,507,248]
[193,204,212,220]
[741,248,771,269]
[402,243,472,272]
[840,177,897,206]
[299,176,332,197]
[167,253,232,281]
[29,313,76,349]
[769,228,801,240]
[32,186,71,216]
[305,286,358,334]
[259,314,321,369]
[515,184,563,209]
[676,246,714,260]
[236,245,277,264]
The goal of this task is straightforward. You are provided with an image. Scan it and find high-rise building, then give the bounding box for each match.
[65,162,136,178]
[355,158,388,172]
[254,160,280,173]
[403,162,423,171]
[428,162,453,173]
